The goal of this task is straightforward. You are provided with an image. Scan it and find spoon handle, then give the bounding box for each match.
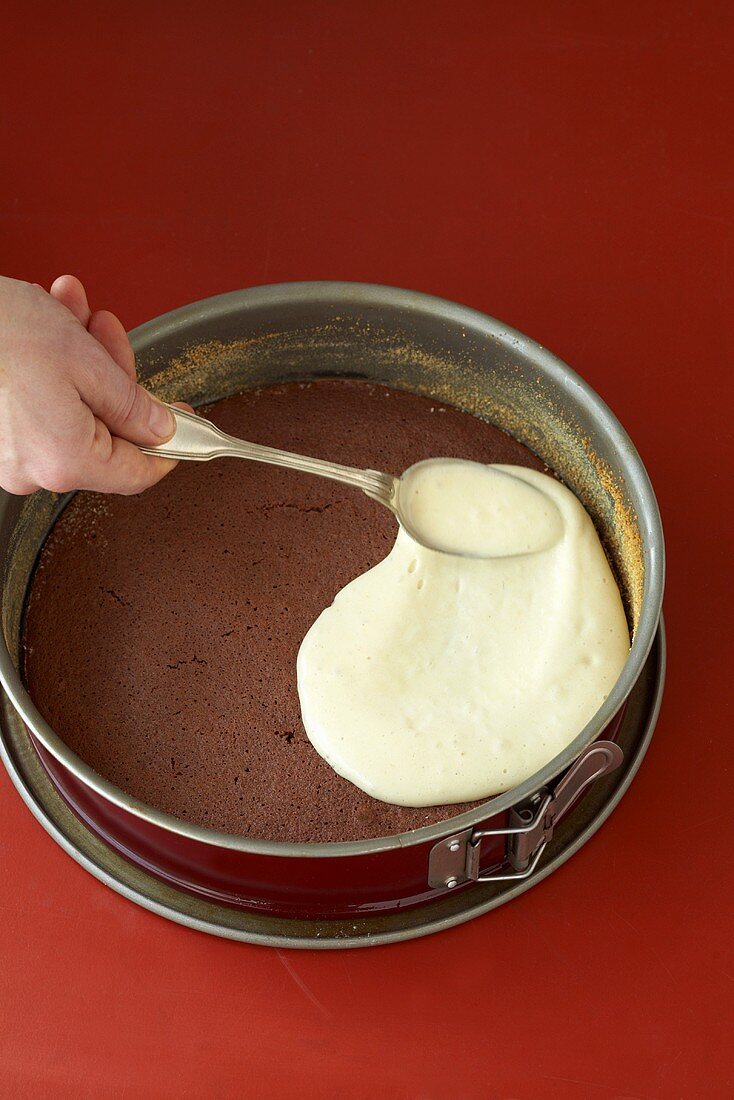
[141,404,397,507]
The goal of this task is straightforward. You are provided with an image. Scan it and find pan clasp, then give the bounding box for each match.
[427,741,624,890]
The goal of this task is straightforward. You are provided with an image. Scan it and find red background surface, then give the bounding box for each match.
[1,3,732,1097]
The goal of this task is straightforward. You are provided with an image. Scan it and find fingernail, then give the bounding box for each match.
[148,398,175,440]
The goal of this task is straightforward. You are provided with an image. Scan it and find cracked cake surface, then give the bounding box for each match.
[23,379,547,842]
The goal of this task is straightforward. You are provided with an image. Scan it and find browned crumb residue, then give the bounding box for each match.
[586,443,644,628]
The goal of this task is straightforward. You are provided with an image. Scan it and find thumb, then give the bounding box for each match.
[75,347,175,446]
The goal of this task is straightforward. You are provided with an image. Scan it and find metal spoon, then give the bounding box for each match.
[142,405,560,559]
[141,404,563,558]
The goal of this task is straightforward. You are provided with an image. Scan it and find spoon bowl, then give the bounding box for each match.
[396,458,564,558]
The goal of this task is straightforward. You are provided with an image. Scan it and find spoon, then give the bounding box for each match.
[141,405,562,559]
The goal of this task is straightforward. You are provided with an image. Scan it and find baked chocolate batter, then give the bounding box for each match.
[23,380,546,842]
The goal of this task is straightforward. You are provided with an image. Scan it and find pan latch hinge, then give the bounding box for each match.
[427,740,624,890]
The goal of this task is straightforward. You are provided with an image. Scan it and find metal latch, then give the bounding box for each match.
[427,740,624,890]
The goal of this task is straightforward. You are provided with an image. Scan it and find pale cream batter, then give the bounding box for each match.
[297,462,629,807]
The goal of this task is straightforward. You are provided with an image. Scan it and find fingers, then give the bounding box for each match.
[51,280,160,434]
[74,347,175,447]
[50,275,91,326]
[74,418,178,495]
[2,409,178,497]
[48,278,171,443]
[88,309,137,382]
[51,280,138,385]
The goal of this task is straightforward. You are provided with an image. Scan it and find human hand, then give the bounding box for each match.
[0,275,183,496]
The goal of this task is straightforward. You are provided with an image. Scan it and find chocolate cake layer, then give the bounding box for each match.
[23,380,546,842]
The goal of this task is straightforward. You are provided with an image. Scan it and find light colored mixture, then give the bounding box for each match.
[297,462,629,807]
[398,459,565,557]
